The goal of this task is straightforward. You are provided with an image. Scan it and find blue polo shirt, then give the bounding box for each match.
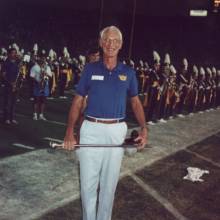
[76,60,138,119]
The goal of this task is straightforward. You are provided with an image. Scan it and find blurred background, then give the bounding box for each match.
[0,0,219,66]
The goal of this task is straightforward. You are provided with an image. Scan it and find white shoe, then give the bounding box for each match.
[39,114,47,121]
[5,120,11,125]
[148,121,155,125]
[169,116,174,120]
[33,113,38,120]
[159,118,167,123]
[11,119,18,125]
[177,114,185,118]
[47,97,54,100]
[189,113,194,116]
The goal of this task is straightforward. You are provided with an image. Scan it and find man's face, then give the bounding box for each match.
[89,52,100,63]
[9,50,17,60]
[99,30,122,58]
[38,57,46,65]
[154,63,160,71]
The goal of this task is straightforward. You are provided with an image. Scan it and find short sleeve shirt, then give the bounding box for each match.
[30,64,52,82]
[2,58,19,83]
[76,60,138,119]
[30,63,52,97]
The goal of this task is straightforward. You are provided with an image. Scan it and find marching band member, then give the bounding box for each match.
[58,47,72,98]
[58,61,70,99]
[197,67,206,113]
[136,60,146,94]
[142,62,150,108]
[204,67,213,110]
[165,64,178,119]
[30,53,52,120]
[175,58,190,117]
[1,48,20,124]
[186,65,199,115]
[72,57,81,87]
[156,53,171,123]
[146,50,161,125]
[47,49,57,99]
[210,67,217,109]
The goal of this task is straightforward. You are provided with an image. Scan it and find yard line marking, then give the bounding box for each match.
[130,174,189,220]
[12,143,35,150]
[185,149,220,168]
[43,137,63,143]
[16,113,66,126]
[43,119,66,126]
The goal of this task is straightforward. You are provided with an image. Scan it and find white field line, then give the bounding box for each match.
[130,174,189,220]
[185,149,220,168]
[16,113,66,126]
[12,143,35,150]
[43,137,63,143]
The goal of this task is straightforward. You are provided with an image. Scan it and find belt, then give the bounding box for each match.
[85,116,125,124]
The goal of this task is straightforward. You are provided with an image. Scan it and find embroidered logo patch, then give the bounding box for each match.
[118,74,127,81]
[91,75,104,80]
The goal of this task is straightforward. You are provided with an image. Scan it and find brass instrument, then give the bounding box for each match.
[12,60,25,92]
[39,63,49,94]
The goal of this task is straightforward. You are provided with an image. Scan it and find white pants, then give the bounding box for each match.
[76,120,127,220]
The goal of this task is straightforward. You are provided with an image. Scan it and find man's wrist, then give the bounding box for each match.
[66,126,74,134]
[140,125,147,130]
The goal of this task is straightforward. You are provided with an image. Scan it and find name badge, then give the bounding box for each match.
[91,75,104,80]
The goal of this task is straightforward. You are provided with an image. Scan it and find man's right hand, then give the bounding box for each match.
[63,132,77,151]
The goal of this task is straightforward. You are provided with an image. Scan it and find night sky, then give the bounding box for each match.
[0,0,219,64]
[0,0,213,16]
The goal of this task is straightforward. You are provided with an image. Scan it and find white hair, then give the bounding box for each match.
[100,26,123,41]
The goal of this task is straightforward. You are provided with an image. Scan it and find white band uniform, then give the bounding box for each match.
[76,119,127,220]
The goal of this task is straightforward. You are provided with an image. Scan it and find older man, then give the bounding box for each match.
[64,26,147,220]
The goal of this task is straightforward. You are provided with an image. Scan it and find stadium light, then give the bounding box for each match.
[190,10,208,17]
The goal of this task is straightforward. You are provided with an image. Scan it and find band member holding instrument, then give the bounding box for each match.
[165,65,178,119]
[156,53,171,123]
[146,51,161,124]
[30,53,52,120]
[63,26,147,220]
[136,60,146,94]
[204,67,213,110]
[196,67,206,112]
[210,67,217,109]
[175,58,190,117]
[58,61,70,99]
[1,48,20,125]
[186,65,199,114]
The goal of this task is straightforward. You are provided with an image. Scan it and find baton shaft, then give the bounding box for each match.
[50,142,137,149]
